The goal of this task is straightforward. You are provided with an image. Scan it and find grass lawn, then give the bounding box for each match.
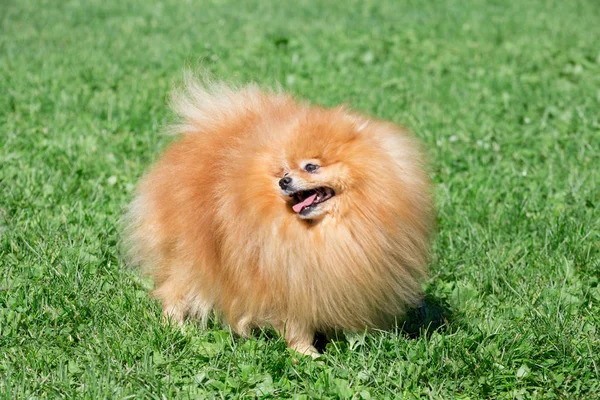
[1,0,599,398]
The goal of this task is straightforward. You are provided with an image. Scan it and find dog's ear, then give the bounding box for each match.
[354,118,370,132]
[342,111,370,133]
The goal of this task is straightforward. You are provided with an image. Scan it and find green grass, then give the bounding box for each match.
[1,0,599,398]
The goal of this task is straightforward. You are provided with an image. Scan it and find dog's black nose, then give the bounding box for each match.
[279,177,292,190]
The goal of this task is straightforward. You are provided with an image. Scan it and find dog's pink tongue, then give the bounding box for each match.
[292,193,318,213]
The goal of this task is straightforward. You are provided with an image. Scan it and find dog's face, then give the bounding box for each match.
[275,108,377,221]
[279,157,349,220]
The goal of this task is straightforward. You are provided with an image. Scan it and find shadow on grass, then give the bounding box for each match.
[398,293,453,339]
[313,294,453,352]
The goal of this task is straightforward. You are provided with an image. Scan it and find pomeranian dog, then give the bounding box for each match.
[124,78,434,355]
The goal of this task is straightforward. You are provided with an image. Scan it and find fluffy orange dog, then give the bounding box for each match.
[124,79,434,355]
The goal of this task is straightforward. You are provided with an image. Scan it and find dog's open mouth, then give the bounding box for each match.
[290,187,335,215]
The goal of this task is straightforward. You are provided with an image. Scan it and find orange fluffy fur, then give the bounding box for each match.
[124,79,434,355]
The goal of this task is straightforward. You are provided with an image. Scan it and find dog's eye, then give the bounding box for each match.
[304,164,320,173]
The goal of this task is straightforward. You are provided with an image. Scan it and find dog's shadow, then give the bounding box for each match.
[313,294,452,352]
[397,293,452,339]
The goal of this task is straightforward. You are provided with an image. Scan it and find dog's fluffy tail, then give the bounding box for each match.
[168,74,284,135]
